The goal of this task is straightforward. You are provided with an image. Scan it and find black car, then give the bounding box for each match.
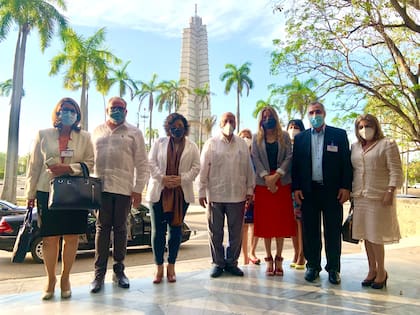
[0,205,191,263]
[0,200,28,219]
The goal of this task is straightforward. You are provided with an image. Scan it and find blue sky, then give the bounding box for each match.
[0,0,291,154]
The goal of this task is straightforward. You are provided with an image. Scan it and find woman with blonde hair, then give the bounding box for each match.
[251,106,296,276]
[351,113,403,289]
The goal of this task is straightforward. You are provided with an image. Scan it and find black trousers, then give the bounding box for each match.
[301,183,343,272]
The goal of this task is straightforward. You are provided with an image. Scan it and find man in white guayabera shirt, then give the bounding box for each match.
[90,96,149,293]
[198,112,255,278]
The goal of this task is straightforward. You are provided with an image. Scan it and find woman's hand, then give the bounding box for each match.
[47,163,72,177]
[264,173,279,193]
[162,175,181,188]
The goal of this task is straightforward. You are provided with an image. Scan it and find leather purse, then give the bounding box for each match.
[11,208,34,263]
[342,200,359,244]
[48,162,102,210]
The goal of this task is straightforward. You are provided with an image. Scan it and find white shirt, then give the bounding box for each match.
[92,121,149,196]
[198,132,255,203]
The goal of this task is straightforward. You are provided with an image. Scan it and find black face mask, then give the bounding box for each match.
[170,127,185,138]
[262,118,276,130]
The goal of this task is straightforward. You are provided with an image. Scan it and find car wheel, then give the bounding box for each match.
[30,237,44,264]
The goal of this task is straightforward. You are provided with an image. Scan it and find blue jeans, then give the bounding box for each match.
[150,197,189,265]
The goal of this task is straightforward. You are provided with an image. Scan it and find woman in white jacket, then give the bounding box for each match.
[146,113,200,284]
[25,97,94,300]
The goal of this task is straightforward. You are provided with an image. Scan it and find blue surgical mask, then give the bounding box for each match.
[170,127,185,138]
[59,110,77,126]
[109,109,125,124]
[310,115,324,129]
[262,118,276,130]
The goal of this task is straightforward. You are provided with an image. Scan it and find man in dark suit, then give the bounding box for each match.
[292,101,352,285]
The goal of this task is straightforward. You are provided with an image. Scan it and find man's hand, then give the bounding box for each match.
[199,197,207,208]
[337,189,350,204]
[131,192,142,209]
[294,190,304,206]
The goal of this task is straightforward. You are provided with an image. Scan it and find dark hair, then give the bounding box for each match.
[354,114,385,145]
[52,97,81,131]
[287,119,305,132]
[164,113,190,136]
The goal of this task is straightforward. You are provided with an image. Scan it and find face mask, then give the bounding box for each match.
[262,118,276,130]
[60,110,77,126]
[109,108,125,124]
[359,127,375,141]
[310,115,324,129]
[170,127,185,138]
[222,123,234,136]
[242,137,252,149]
[288,129,300,140]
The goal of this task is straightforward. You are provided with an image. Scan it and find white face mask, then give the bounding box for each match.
[242,137,252,149]
[222,123,234,136]
[359,127,375,141]
[288,129,300,140]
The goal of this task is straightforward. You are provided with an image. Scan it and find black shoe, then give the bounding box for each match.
[90,278,104,293]
[113,263,130,289]
[210,266,224,278]
[225,265,244,277]
[328,271,341,285]
[304,268,320,282]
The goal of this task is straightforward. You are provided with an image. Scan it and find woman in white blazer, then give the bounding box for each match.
[146,113,200,284]
[25,98,94,300]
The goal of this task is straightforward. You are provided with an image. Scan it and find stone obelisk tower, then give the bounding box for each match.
[178,5,211,146]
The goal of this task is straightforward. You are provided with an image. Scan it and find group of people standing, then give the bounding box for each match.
[24,96,402,301]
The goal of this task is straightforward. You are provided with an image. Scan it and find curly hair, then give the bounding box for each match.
[163,113,190,136]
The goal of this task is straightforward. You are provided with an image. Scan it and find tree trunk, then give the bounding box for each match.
[199,101,204,152]
[236,89,241,133]
[80,72,88,130]
[1,27,28,203]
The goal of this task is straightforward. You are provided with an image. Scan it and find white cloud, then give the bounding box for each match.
[65,0,284,43]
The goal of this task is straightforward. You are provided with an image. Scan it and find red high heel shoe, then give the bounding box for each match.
[274,256,284,276]
[248,257,261,265]
[265,256,274,276]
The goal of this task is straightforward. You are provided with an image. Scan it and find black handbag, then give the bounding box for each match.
[48,162,102,210]
[342,200,359,244]
[11,207,34,263]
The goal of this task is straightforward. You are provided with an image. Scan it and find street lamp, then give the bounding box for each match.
[140,107,148,135]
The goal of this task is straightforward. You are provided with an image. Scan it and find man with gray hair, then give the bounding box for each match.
[90,97,149,293]
[198,112,255,278]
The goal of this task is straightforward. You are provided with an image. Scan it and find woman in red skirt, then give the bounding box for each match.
[251,106,296,276]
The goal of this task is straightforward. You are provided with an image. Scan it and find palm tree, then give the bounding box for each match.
[271,77,318,120]
[156,79,189,114]
[193,83,212,151]
[49,27,121,130]
[220,62,254,132]
[134,73,161,148]
[107,61,137,98]
[203,115,217,139]
[0,0,67,203]
[0,79,12,97]
[253,99,281,118]
[145,127,159,149]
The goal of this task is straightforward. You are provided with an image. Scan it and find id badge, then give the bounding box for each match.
[327,145,338,152]
[61,150,74,157]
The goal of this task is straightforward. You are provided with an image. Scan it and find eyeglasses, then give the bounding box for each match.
[109,106,125,112]
[60,108,77,114]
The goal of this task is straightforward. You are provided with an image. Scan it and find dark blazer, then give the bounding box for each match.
[291,125,352,194]
[251,131,292,186]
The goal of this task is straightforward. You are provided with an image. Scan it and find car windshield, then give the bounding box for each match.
[0,200,16,208]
